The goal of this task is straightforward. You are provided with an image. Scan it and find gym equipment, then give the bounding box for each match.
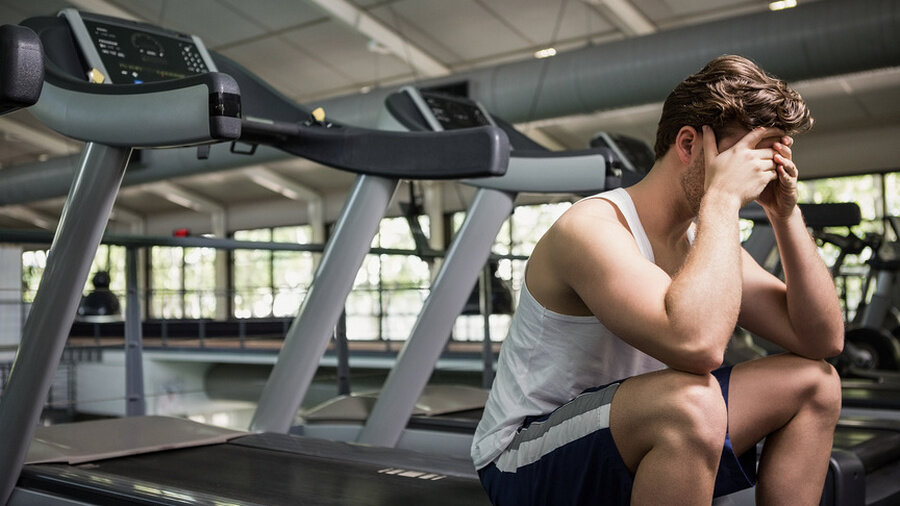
[811,216,900,417]
[300,87,644,456]
[6,9,505,505]
[590,130,655,175]
[1,8,242,502]
[816,220,900,373]
[0,24,43,115]
[846,217,900,368]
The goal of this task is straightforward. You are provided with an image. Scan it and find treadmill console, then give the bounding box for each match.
[60,8,216,84]
[590,131,655,174]
[414,90,494,131]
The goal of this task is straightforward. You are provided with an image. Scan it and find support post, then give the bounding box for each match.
[251,175,398,433]
[481,263,495,390]
[0,143,131,503]
[358,189,515,447]
[335,309,351,396]
[124,246,145,416]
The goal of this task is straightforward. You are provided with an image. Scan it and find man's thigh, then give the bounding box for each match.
[608,368,725,474]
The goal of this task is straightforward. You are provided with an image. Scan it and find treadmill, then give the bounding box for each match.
[0,24,43,115]
[5,9,507,505]
[299,87,648,458]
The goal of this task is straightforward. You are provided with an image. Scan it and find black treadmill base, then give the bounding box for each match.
[22,439,490,506]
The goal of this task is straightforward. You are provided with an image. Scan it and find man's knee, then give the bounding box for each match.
[803,358,842,422]
[661,372,728,462]
[776,354,842,422]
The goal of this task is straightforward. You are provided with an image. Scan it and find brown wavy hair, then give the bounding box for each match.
[654,55,813,160]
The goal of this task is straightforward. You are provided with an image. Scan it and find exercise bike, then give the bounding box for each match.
[815,216,900,374]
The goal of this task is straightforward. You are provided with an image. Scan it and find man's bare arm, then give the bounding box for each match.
[553,127,779,374]
[739,136,844,358]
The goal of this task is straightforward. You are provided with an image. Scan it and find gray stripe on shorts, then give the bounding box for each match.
[495,383,620,472]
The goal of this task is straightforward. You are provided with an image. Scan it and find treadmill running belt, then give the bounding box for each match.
[21,442,491,505]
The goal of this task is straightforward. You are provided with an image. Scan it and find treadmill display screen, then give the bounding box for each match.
[81,17,209,84]
[422,94,491,130]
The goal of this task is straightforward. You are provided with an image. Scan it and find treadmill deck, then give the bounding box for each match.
[21,432,490,505]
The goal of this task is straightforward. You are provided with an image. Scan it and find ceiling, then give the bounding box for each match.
[0,0,898,233]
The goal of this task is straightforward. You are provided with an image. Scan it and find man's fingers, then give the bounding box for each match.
[774,141,792,160]
[739,126,784,149]
[775,153,798,178]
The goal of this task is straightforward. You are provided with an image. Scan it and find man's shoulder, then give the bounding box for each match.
[553,197,630,239]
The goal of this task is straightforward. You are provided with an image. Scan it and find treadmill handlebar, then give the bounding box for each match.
[462,146,620,194]
[508,146,617,159]
[36,67,241,147]
[0,24,44,115]
[240,118,510,180]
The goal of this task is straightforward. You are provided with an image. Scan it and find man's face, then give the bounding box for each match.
[680,126,783,213]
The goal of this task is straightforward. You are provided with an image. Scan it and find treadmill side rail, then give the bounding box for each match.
[822,448,866,506]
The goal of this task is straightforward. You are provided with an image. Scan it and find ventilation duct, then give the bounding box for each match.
[1,0,898,205]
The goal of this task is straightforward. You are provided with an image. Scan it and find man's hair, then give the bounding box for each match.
[654,55,813,159]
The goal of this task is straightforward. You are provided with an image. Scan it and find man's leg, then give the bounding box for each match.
[727,354,842,505]
[609,369,729,505]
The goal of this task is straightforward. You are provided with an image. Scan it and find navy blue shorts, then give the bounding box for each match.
[478,367,757,505]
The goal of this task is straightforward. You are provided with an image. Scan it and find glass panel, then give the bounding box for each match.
[21,249,48,303]
[272,225,315,318]
[886,172,899,226]
[374,217,416,249]
[184,247,216,318]
[232,228,273,318]
[510,202,571,256]
[150,246,183,318]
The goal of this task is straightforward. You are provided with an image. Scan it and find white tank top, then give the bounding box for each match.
[471,188,672,470]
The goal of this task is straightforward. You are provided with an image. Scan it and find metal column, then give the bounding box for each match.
[0,143,131,503]
[481,264,495,390]
[251,174,399,433]
[125,246,145,416]
[358,188,515,447]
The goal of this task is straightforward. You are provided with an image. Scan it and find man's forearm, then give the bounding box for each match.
[665,191,744,353]
[770,206,844,353]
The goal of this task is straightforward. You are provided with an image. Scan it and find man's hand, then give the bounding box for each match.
[757,135,799,220]
[702,126,779,207]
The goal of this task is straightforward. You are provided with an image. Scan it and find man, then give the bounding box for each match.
[472,55,844,505]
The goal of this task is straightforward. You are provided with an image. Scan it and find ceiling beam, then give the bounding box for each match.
[65,0,142,21]
[109,206,143,224]
[109,206,145,234]
[144,182,224,214]
[0,206,58,231]
[305,0,450,77]
[584,0,656,36]
[0,118,75,156]
[514,125,566,151]
[243,166,321,202]
[243,166,326,243]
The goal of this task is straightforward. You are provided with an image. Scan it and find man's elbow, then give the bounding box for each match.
[669,338,726,375]
[797,327,844,360]
[816,331,845,360]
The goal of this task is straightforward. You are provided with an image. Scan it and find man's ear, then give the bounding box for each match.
[674,126,700,165]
